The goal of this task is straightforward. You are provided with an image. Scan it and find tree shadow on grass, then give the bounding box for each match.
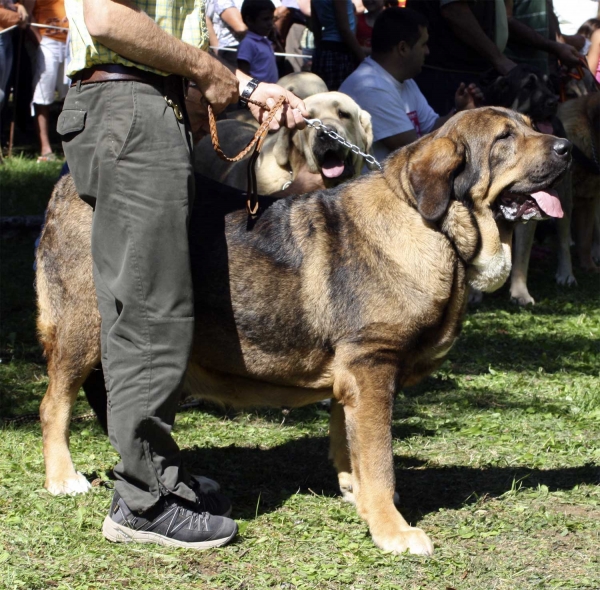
[179,439,599,524]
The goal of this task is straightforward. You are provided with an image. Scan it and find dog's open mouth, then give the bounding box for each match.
[534,120,554,134]
[320,150,355,180]
[494,188,563,222]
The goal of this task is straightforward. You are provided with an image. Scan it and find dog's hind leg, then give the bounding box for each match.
[510,221,537,305]
[36,176,101,495]
[40,358,97,495]
[329,398,355,504]
[334,365,433,555]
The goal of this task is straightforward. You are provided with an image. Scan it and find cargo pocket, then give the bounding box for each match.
[56,109,87,137]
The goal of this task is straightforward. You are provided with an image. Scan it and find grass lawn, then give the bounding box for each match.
[1,156,599,589]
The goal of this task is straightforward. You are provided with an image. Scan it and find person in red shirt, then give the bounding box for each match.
[355,0,384,50]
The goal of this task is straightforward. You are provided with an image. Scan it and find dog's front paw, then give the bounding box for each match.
[373,526,434,556]
[510,286,535,306]
[555,270,577,286]
[45,471,92,496]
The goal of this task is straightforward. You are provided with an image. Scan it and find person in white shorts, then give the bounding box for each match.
[25,0,69,161]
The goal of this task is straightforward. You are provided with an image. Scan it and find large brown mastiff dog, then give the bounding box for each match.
[36,108,570,555]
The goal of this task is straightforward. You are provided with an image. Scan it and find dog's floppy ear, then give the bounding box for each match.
[408,137,465,222]
[273,127,292,168]
[357,109,378,170]
[358,109,373,150]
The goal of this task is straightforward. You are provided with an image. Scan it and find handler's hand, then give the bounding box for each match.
[553,42,583,69]
[455,82,483,111]
[16,3,29,27]
[193,60,240,115]
[242,79,308,131]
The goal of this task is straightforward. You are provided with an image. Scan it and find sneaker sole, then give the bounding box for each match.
[102,516,238,549]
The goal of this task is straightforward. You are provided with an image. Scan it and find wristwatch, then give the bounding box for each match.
[240,78,260,106]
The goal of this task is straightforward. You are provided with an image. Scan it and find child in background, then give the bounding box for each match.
[577,18,600,84]
[237,0,279,83]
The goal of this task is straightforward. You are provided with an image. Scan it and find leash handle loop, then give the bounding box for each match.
[207,95,287,218]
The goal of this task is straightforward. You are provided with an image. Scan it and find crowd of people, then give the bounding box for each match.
[2,1,599,162]
[1,0,599,553]
[1,0,68,160]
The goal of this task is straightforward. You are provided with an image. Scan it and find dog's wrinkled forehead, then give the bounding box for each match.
[444,107,533,145]
[306,94,356,121]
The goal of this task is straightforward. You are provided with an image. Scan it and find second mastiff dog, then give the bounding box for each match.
[194,91,374,194]
[36,107,570,555]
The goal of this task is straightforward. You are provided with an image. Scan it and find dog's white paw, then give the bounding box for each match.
[373,526,434,556]
[191,474,221,494]
[45,471,92,496]
[510,288,535,306]
[555,271,577,287]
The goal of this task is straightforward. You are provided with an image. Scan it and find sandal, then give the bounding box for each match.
[37,152,58,163]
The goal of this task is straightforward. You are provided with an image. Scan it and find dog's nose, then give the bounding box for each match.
[553,139,571,157]
[546,97,558,109]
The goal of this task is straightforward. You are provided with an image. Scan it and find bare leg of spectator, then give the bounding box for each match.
[34,103,54,160]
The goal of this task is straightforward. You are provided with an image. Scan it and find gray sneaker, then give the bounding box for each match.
[102,491,238,549]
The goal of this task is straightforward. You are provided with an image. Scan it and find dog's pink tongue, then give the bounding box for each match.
[531,189,563,218]
[536,121,554,134]
[322,153,345,178]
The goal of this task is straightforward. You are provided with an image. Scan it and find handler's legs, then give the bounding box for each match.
[59,80,221,513]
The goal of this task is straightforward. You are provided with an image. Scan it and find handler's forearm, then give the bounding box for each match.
[507,16,558,54]
[0,7,21,28]
[441,3,507,70]
[83,0,218,83]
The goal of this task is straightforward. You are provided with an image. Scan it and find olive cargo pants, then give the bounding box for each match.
[58,78,198,512]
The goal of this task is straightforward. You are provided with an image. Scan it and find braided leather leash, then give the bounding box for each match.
[207,95,287,218]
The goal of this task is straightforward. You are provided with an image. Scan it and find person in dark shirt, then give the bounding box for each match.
[411,0,516,113]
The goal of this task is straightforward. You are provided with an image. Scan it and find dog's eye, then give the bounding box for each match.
[497,130,512,141]
[338,110,351,119]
